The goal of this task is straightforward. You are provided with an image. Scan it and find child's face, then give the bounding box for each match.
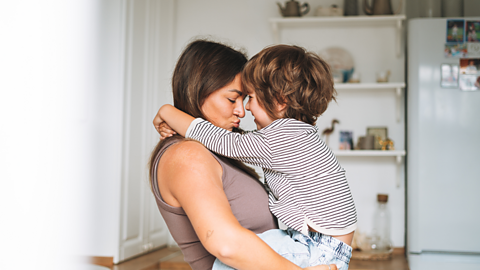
[245,92,276,129]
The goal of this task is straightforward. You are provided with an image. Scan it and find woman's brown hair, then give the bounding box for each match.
[242,44,336,125]
[149,40,257,189]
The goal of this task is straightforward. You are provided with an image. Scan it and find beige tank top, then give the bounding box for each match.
[150,138,277,270]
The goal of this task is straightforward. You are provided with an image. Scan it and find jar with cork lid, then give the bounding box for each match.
[370,194,393,252]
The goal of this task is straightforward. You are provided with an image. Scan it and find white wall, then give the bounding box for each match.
[172,0,406,247]
[87,0,177,258]
[82,0,125,258]
[0,0,176,262]
[0,1,109,269]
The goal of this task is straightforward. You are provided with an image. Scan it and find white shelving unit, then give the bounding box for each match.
[269,15,406,56]
[335,82,406,122]
[269,15,407,188]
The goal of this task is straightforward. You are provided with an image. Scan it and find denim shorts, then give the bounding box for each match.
[212,228,352,270]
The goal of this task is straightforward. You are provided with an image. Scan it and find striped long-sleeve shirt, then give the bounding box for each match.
[186,118,357,236]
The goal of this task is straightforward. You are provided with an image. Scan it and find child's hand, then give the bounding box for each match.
[153,104,192,138]
[155,122,176,139]
[153,112,176,139]
[153,110,164,130]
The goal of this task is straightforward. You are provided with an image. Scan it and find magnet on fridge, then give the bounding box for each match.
[441,64,459,88]
[445,43,467,58]
[467,43,480,57]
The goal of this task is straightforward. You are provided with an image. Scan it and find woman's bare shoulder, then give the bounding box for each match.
[162,139,214,163]
[159,139,222,180]
[158,139,223,207]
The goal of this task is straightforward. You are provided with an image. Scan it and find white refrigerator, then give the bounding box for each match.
[407,18,480,269]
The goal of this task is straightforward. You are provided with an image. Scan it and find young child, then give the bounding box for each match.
[154,44,356,270]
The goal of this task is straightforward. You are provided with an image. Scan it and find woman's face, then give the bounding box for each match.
[201,74,245,131]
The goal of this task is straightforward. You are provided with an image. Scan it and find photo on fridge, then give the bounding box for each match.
[466,21,480,42]
[459,58,480,91]
[446,19,465,43]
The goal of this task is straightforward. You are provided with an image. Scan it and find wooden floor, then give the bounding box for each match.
[349,249,410,270]
[100,247,409,270]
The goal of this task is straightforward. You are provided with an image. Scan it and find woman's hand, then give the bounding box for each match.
[155,121,176,140]
[305,264,337,270]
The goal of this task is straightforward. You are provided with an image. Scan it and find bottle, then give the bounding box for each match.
[370,194,392,252]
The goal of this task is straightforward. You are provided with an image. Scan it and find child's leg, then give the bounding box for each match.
[292,230,352,270]
[212,229,311,270]
[212,228,352,270]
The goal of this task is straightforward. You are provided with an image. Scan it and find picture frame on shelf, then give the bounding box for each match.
[367,127,388,150]
[339,131,354,150]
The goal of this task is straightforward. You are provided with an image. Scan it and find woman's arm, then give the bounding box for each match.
[158,141,335,270]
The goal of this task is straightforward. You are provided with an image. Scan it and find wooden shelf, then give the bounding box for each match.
[269,15,405,56]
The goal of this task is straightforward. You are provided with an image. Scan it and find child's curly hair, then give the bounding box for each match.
[242,44,336,125]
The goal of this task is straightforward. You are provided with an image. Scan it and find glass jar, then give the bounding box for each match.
[370,194,393,252]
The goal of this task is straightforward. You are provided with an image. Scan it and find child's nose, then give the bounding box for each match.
[245,100,251,111]
[235,101,245,118]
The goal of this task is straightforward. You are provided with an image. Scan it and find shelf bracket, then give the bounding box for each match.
[396,155,402,188]
[396,19,402,58]
[396,87,402,122]
[271,22,280,44]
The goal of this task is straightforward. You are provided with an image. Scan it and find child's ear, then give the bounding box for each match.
[277,96,288,111]
[276,102,287,112]
[275,101,287,118]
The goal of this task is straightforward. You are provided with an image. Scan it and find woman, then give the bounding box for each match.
[149,40,336,270]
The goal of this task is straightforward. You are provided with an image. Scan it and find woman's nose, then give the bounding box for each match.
[234,100,245,118]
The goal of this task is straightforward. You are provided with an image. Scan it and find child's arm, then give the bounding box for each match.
[154,105,273,169]
[186,118,272,169]
[153,104,194,137]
